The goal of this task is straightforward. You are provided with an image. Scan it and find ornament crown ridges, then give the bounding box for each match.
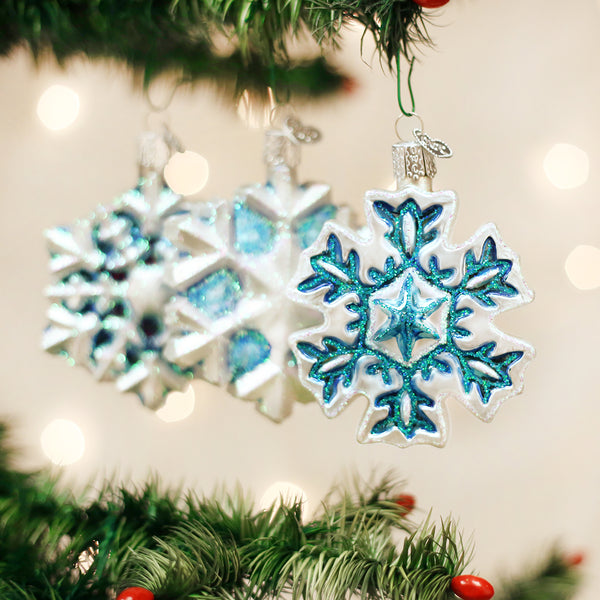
[137,126,184,178]
[392,142,437,191]
[392,114,452,191]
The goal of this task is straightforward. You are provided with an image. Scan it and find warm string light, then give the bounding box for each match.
[565,245,600,290]
[163,151,210,195]
[37,84,80,130]
[260,481,309,514]
[40,419,85,465]
[544,143,589,190]
[156,385,196,422]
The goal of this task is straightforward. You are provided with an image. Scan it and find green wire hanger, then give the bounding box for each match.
[396,53,416,117]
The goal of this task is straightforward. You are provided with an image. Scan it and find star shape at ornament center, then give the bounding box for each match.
[373,273,445,362]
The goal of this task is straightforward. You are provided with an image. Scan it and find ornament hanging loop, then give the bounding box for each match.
[394,113,453,159]
[394,112,425,142]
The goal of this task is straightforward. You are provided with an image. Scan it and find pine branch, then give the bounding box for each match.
[0,0,433,100]
[494,549,583,600]
[0,423,585,600]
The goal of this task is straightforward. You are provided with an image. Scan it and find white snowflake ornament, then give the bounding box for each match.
[163,116,349,422]
[43,131,197,409]
[290,129,534,447]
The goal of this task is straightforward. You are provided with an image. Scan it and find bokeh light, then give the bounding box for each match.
[40,419,85,465]
[543,143,589,190]
[163,151,209,195]
[156,385,196,422]
[260,481,309,513]
[37,84,80,131]
[565,245,600,290]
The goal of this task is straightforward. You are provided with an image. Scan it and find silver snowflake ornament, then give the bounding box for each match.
[290,140,534,447]
[43,132,197,409]
[163,119,349,422]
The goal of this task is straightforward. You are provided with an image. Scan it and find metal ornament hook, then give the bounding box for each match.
[394,112,425,142]
[144,76,191,114]
[283,116,321,144]
[413,128,452,158]
[269,105,321,145]
[394,113,452,159]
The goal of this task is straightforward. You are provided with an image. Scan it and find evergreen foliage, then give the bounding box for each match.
[0,1,430,99]
[494,550,582,600]
[0,422,583,600]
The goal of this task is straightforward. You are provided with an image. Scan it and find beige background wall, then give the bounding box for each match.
[0,0,599,596]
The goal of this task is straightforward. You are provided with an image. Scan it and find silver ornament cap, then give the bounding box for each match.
[138,131,172,176]
[263,115,321,185]
[264,129,301,170]
[393,142,437,191]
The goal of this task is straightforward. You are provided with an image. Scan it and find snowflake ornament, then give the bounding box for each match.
[290,131,534,447]
[163,116,349,422]
[43,131,198,408]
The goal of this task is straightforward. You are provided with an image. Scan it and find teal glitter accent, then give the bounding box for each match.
[45,184,198,408]
[295,204,338,249]
[373,273,444,361]
[228,329,271,382]
[187,268,243,319]
[296,197,523,440]
[233,202,276,255]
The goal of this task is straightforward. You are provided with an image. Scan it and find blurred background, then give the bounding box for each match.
[0,0,599,597]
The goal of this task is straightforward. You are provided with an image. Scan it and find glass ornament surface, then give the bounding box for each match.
[163,118,349,422]
[43,131,201,409]
[289,139,534,447]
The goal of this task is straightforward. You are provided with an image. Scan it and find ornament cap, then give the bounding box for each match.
[392,142,436,191]
[137,126,183,179]
[264,129,301,170]
[263,115,321,183]
[138,131,172,175]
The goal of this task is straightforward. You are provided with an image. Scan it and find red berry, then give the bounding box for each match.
[341,77,359,95]
[451,575,494,600]
[414,0,450,8]
[117,588,155,600]
[565,552,585,567]
[394,494,416,514]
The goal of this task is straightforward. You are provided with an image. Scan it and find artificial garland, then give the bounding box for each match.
[0,422,582,600]
[494,551,583,600]
[0,0,436,99]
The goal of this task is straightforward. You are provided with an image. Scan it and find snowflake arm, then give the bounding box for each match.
[372,384,437,440]
[453,342,524,405]
[296,337,361,405]
[298,233,364,303]
[460,237,519,308]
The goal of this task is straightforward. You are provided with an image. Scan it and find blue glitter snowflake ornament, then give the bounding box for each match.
[162,116,349,422]
[290,134,534,447]
[43,131,199,409]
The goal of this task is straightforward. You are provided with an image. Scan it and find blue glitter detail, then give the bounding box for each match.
[295,204,338,249]
[92,212,146,270]
[373,273,443,361]
[296,197,523,440]
[90,327,114,364]
[187,268,243,319]
[233,203,276,255]
[45,185,200,408]
[228,329,271,382]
